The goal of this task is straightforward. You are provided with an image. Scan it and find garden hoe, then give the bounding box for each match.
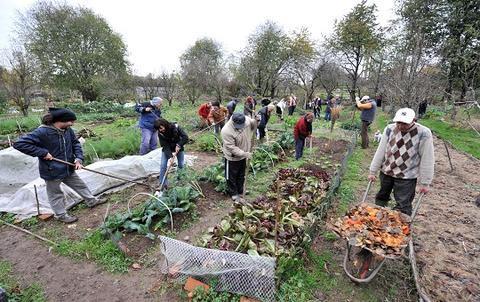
[52,157,154,191]
[155,151,179,198]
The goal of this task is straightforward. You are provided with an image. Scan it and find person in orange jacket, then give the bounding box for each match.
[208,101,229,134]
[198,102,212,128]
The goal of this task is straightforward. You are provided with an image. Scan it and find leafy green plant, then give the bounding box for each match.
[0,116,41,135]
[83,128,140,163]
[101,185,199,240]
[339,120,361,130]
[190,286,240,302]
[201,162,227,193]
[197,134,222,152]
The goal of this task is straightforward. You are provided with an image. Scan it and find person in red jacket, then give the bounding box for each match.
[198,102,212,128]
[293,112,314,160]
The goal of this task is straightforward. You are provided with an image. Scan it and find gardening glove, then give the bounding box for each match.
[145,107,151,112]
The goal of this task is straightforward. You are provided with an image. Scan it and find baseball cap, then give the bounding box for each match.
[231,112,246,129]
[393,108,416,124]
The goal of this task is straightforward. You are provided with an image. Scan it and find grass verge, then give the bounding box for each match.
[0,260,46,302]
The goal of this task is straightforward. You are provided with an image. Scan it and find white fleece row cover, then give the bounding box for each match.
[0,148,196,219]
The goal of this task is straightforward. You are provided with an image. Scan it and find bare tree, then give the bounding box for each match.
[159,71,180,106]
[1,46,38,116]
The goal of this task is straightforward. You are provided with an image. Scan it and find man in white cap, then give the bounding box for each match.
[356,95,377,149]
[221,112,256,201]
[135,96,163,155]
[368,108,434,215]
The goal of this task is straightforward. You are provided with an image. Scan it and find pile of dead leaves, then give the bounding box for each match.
[331,203,411,257]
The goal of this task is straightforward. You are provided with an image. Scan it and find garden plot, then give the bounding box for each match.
[413,137,480,301]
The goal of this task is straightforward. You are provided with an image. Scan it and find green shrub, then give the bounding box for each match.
[83,128,140,163]
[197,134,221,152]
[0,116,41,135]
[0,260,46,301]
[339,120,361,130]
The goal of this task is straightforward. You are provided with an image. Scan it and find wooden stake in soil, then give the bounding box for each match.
[442,140,454,172]
[242,123,256,199]
[34,184,40,215]
[7,134,12,147]
[0,219,57,246]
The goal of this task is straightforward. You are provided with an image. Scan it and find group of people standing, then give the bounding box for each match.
[11,91,434,231]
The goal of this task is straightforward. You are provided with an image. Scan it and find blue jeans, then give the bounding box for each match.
[324,110,331,121]
[159,151,185,188]
[140,128,158,155]
[295,138,305,160]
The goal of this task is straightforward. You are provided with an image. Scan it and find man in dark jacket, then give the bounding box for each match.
[13,108,103,223]
[293,112,314,160]
[257,104,275,142]
[154,118,189,190]
[226,99,239,119]
[135,96,163,155]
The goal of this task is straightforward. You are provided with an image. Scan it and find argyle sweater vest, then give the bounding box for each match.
[381,125,420,179]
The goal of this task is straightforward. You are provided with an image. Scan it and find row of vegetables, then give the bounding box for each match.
[201,168,331,258]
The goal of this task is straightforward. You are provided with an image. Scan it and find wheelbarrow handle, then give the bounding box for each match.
[410,192,425,222]
[361,180,373,203]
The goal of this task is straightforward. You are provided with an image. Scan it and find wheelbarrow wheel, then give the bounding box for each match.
[343,242,387,283]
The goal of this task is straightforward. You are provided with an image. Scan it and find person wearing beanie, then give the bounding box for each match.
[368,107,434,215]
[13,108,104,223]
[135,96,163,155]
[221,112,257,201]
[356,95,377,149]
[256,104,275,142]
[293,112,314,160]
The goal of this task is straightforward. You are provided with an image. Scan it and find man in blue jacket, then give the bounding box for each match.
[135,96,163,155]
[14,108,103,223]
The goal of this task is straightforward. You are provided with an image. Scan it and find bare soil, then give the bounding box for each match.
[413,137,480,301]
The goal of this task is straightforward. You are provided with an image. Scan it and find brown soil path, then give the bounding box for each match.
[413,137,480,301]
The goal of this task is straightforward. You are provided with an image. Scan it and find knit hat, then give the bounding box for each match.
[151,97,163,106]
[49,108,77,122]
[231,112,246,129]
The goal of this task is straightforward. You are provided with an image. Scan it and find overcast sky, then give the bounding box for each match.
[0,0,396,76]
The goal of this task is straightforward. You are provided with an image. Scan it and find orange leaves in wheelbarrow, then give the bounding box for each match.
[331,203,411,257]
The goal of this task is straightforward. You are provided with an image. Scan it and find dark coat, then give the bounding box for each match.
[258,106,271,128]
[13,125,83,180]
[158,124,189,158]
[135,102,162,130]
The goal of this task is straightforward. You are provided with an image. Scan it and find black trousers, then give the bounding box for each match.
[375,172,417,215]
[288,106,296,115]
[225,158,246,196]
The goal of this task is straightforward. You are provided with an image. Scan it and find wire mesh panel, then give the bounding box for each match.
[159,236,276,302]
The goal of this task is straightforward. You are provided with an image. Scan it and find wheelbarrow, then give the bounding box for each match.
[342,180,425,283]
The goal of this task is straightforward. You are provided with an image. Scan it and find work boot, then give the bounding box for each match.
[86,198,107,208]
[231,195,239,201]
[56,213,78,224]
